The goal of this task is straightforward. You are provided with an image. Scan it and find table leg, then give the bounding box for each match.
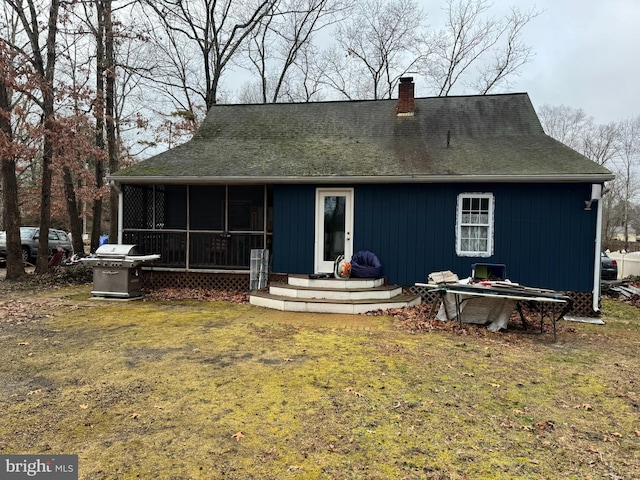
[455,294,463,327]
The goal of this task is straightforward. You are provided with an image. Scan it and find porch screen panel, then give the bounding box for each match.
[190,186,225,230]
[162,185,187,230]
[123,184,154,229]
[228,185,264,231]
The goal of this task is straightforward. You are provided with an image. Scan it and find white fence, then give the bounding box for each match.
[607,251,640,279]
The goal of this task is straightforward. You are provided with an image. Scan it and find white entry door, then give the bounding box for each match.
[314,188,354,273]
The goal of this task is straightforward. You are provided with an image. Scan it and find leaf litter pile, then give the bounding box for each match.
[368,301,573,339]
[143,286,249,304]
[0,276,639,479]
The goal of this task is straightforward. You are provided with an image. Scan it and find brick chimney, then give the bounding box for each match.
[396,77,415,116]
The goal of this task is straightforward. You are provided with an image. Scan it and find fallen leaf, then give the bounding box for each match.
[288,465,302,471]
[489,383,500,388]
[344,386,363,397]
[232,431,244,441]
[79,404,89,409]
[462,372,474,377]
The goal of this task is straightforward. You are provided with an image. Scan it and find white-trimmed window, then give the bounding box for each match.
[456,193,494,257]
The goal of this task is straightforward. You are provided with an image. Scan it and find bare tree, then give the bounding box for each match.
[583,122,619,168]
[536,102,627,248]
[243,0,350,103]
[139,0,277,110]
[6,0,62,273]
[428,0,539,96]
[601,175,624,250]
[0,27,26,279]
[330,0,428,100]
[537,104,591,151]
[89,0,108,253]
[52,7,94,256]
[615,116,640,251]
[104,0,119,244]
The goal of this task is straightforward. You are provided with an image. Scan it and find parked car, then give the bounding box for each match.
[601,252,618,280]
[0,227,73,263]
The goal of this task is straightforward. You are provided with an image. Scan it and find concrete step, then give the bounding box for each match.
[287,274,385,289]
[249,290,422,314]
[269,282,403,301]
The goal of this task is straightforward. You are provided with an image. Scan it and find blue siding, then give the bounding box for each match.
[272,185,315,274]
[273,183,597,292]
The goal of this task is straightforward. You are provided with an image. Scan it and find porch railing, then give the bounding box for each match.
[123,230,269,270]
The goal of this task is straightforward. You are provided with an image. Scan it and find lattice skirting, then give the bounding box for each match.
[408,285,599,318]
[140,270,287,291]
[139,271,599,317]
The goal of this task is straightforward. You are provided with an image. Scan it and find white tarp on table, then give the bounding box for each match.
[436,293,517,332]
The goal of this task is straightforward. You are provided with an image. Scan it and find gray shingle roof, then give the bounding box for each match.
[113,93,613,183]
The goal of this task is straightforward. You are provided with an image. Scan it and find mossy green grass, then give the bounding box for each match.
[0,291,638,479]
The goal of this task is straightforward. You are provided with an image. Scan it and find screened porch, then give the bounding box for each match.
[121,184,273,270]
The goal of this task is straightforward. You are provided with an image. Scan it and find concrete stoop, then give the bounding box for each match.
[249,274,422,314]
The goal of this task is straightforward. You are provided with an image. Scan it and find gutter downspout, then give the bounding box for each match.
[593,190,604,313]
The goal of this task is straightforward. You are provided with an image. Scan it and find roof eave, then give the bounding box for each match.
[108,173,615,185]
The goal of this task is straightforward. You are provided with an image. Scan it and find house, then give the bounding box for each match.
[109,78,614,315]
[613,226,637,243]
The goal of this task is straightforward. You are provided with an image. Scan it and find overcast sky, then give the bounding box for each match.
[419,0,639,125]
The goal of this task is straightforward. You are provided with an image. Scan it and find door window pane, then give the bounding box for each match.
[323,195,346,261]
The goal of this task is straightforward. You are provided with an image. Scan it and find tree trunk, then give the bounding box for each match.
[0,76,25,280]
[63,165,85,255]
[34,0,62,273]
[91,0,106,253]
[36,111,55,273]
[105,0,119,243]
